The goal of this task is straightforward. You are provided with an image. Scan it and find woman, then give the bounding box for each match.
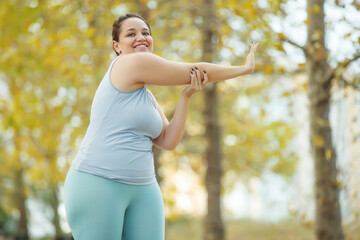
[64,13,258,240]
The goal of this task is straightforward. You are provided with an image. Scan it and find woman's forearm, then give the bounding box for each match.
[153,93,190,150]
[196,49,255,82]
[197,62,253,82]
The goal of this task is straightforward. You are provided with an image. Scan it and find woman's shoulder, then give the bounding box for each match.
[115,52,154,64]
[110,54,147,92]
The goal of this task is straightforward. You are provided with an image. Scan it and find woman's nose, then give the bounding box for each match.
[136,33,146,40]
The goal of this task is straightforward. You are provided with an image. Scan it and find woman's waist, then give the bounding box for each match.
[70,163,156,185]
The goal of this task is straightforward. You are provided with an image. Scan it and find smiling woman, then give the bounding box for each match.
[113,17,153,54]
[63,13,258,240]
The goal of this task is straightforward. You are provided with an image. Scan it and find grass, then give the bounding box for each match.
[165,218,360,240]
[226,219,314,240]
[17,217,360,240]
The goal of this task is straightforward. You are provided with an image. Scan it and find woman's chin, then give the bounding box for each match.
[134,47,150,53]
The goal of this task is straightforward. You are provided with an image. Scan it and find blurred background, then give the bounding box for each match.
[0,0,359,239]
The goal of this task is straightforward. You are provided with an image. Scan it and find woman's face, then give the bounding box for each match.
[113,17,153,55]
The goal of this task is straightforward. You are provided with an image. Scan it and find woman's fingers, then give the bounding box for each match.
[202,70,208,88]
[190,66,208,91]
[194,67,201,89]
[183,67,208,97]
[251,41,259,53]
[190,69,195,85]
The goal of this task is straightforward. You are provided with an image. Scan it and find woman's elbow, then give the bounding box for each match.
[168,143,178,151]
[162,142,178,151]
[154,141,178,151]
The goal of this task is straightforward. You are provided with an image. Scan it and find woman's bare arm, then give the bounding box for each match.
[112,42,259,88]
[153,68,208,150]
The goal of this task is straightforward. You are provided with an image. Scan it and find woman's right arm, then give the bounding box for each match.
[112,42,258,87]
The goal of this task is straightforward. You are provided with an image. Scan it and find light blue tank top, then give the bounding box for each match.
[72,56,163,185]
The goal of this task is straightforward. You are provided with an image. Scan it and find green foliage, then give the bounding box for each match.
[0,206,17,236]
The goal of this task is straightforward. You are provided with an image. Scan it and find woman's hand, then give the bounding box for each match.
[153,67,208,150]
[182,67,208,98]
[245,42,259,73]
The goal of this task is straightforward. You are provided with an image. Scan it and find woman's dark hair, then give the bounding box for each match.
[112,13,151,55]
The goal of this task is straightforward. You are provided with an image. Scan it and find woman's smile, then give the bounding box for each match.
[114,17,154,55]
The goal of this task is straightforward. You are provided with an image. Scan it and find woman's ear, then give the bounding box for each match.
[112,41,122,55]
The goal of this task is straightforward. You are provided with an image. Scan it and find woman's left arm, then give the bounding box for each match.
[153,68,208,150]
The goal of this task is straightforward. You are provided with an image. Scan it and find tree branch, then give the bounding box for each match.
[325,51,360,83]
[341,52,360,69]
[279,35,307,55]
[284,38,305,51]
[341,78,360,91]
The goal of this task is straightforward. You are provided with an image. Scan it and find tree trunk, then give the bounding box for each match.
[202,0,224,239]
[306,0,344,239]
[50,185,64,240]
[14,168,29,240]
[203,85,224,240]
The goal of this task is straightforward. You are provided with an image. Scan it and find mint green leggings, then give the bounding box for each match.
[64,167,164,240]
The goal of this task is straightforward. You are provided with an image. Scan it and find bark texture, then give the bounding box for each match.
[50,186,65,240]
[202,0,224,239]
[306,0,344,239]
[14,168,29,240]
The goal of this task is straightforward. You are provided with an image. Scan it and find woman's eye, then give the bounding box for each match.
[143,32,150,36]
[127,33,135,37]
